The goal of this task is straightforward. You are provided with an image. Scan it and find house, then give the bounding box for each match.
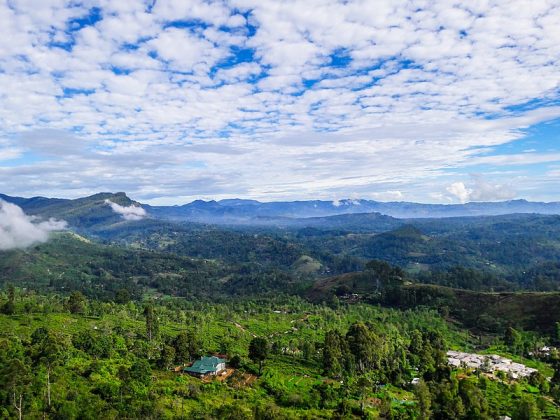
[184,356,227,378]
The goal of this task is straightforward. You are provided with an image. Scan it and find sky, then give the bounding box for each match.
[0,0,559,205]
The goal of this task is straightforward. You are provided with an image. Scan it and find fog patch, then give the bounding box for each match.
[0,200,67,250]
[105,200,147,221]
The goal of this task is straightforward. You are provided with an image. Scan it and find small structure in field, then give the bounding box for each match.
[184,356,227,378]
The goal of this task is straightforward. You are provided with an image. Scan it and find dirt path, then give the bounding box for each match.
[233,322,257,337]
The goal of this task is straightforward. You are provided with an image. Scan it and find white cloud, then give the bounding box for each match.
[446,175,516,203]
[0,200,67,250]
[105,200,147,221]
[0,147,22,161]
[370,190,404,201]
[0,0,559,202]
[446,182,472,204]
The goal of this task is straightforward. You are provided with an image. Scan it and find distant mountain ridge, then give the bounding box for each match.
[2,192,560,228]
[148,197,560,221]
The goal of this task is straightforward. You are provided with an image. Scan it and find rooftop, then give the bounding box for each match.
[184,356,226,375]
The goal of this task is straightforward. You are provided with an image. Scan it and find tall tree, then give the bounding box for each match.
[323,330,344,378]
[0,358,31,420]
[30,328,66,410]
[249,337,269,375]
[144,304,159,341]
[1,284,15,315]
[414,380,432,419]
[159,345,176,370]
[504,327,523,355]
[346,322,378,373]
[302,340,315,361]
[115,288,131,304]
[173,330,202,363]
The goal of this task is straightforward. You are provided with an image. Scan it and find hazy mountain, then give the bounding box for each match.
[3,192,560,230]
[148,197,560,222]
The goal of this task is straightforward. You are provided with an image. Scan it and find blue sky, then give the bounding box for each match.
[0,0,559,205]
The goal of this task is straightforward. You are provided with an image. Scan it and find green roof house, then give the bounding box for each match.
[184,356,226,377]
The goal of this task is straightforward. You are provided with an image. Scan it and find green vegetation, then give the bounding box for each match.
[1,291,559,419]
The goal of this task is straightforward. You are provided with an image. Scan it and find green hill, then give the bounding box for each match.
[0,232,222,300]
[1,192,141,230]
[309,270,560,334]
[0,232,314,300]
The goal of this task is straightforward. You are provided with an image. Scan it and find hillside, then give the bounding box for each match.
[296,214,560,289]
[0,232,225,300]
[309,270,560,334]
[0,231,319,300]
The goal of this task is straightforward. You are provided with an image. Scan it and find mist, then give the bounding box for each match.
[0,200,67,250]
[105,200,147,221]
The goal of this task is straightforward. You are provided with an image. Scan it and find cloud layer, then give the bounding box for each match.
[0,200,67,250]
[0,1,559,203]
[105,200,147,221]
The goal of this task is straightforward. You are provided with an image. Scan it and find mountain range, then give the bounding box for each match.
[3,190,560,297]
[2,192,560,229]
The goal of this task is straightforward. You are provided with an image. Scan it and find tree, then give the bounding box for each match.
[30,327,66,410]
[129,359,152,387]
[158,345,176,370]
[414,380,432,419]
[352,373,375,413]
[227,354,240,369]
[66,291,86,314]
[173,330,202,363]
[249,337,268,375]
[346,322,378,373]
[528,371,548,393]
[219,335,234,356]
[115,288,131,304]
[144,304,159,341]
[323,330,344,378]
[1,284,16,315]
[459,379,489,419]
[365,259,404,284]
[0,358,31,420]
[72,330,112,359]
[313,382,340,410]
[513,395,541,420]
[302,340,315,361]
[214,401,252,419]
[119,358,152,404]
[504,327,523,355]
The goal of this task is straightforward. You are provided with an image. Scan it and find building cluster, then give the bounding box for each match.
[447,350,537,379]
